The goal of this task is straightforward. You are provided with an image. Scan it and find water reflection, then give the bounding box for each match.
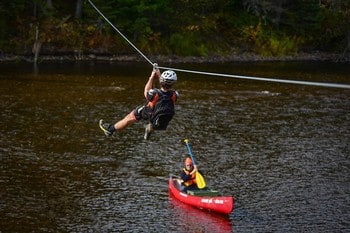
[169,193,233,233]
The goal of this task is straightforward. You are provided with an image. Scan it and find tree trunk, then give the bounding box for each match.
[32,25,42,64]
[47,0,54,10]
[33,1,38,18]
[75,0,83,19]
[274,0,287,28]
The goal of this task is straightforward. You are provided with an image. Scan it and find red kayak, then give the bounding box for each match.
[168,176,234,215]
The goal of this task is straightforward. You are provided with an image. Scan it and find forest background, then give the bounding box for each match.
[0,0,349,62]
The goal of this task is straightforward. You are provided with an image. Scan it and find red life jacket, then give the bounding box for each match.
[147,89,177,109]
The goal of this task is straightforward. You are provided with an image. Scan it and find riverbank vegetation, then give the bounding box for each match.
[0,0,349,61]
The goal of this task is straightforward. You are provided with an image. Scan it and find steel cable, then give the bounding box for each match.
[88,0,350,89]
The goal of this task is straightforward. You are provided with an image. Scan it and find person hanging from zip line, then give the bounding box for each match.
[99,63,178,140]
[179,156,204,192]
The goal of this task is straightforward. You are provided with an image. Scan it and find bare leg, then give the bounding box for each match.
[114,111,137,131]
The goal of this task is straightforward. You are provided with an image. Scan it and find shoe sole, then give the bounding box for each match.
[99,119,112,136]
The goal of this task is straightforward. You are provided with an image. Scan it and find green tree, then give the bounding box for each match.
[0,0,348,58]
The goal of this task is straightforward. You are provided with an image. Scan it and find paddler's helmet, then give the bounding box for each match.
[185,157,193,166]
[160,70,177,87]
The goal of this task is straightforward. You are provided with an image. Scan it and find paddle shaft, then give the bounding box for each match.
[185,141,197,166]
[184,139,206,189]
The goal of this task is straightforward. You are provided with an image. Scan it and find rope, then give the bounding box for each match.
[157,66,350,89]
[87,0,153,65]
[87,0,350,89]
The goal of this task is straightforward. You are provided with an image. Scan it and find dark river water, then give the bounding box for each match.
[0,61,349,232]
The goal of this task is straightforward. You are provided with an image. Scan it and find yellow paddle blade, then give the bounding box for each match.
[196,171,206,189]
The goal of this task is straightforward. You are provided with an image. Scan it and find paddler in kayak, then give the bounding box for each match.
[180,156,204,192]
[99,64,179,140]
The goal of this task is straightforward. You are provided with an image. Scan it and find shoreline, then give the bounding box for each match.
[0,52,348,63]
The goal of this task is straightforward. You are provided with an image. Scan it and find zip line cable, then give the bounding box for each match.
[156,66,350,89]
[88,0,153,65]
[87,0,350,89]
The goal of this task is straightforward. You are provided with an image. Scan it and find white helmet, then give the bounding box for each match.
[160,70,177,86]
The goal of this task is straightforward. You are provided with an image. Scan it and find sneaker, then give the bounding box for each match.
[99,119,114,136]
[144,123,153,140]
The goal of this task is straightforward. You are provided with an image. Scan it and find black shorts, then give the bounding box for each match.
[133,105,151,121]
